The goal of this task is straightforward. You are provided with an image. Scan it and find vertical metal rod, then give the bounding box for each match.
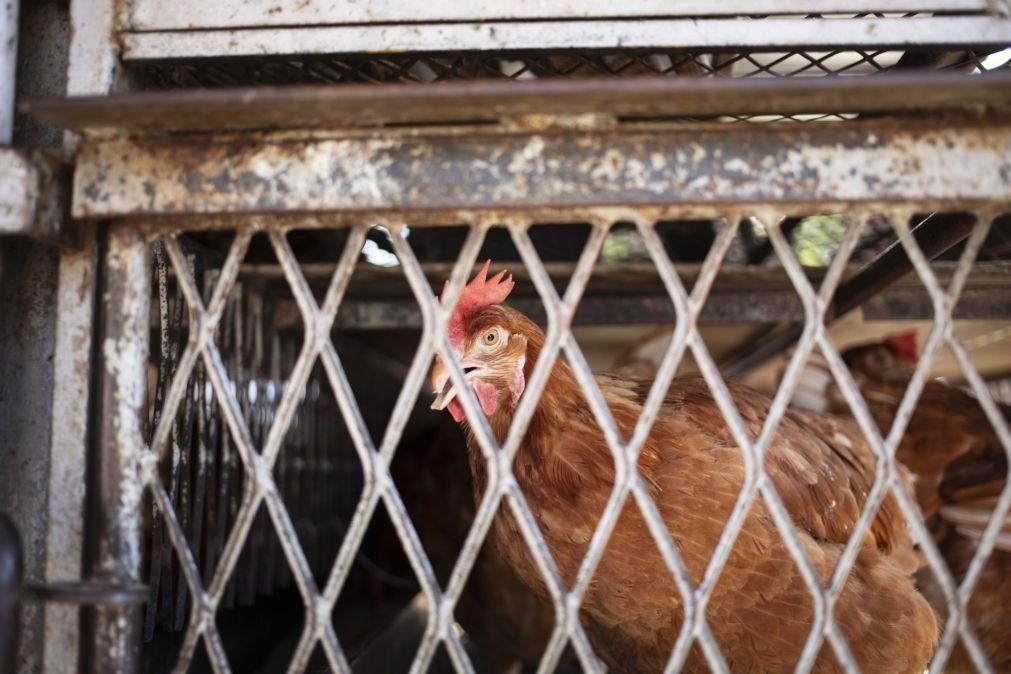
[87,224,150,674]
[0,512,22,674]
[0,0,19,144]
[43,238,98,674]
[143,241,171,641]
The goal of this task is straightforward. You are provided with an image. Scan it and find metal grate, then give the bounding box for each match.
[100,205,1011,673]
[131,47,1011,91]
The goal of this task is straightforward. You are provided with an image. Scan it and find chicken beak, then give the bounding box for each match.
[430,368,457,411]
[430,357,483,411]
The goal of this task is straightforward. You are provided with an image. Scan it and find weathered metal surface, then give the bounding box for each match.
[0,148,67,240]
[88,225,150,674]
[69,119,1011,219]
[129,0,991,32]
[49,3,121,669]
[25,73,1011,134]
[42,240,96,674]
[27,581,147,605]
[0,5,80,674]
[120,16,1011,60]
[0,237,58,674]
[66,0,119,99]
[13,0,71,151]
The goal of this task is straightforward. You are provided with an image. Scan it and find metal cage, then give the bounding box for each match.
[10,4,1011,673]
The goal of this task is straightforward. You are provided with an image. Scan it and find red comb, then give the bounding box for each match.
[439,260,514,350]
[885,331,918,364]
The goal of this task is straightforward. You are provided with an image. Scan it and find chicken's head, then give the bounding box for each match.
[842,330,918,384]
[430,261,528,423]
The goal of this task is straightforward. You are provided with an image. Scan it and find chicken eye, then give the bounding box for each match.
[484,330,499,345]
[871,350,893,368]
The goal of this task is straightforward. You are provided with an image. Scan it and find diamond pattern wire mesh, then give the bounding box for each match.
[126,209,1011,673]
[132,46,1011,91]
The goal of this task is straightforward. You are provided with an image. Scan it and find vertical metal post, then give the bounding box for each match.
[49,1,123,669]
[0,0,19,144]
[43,240,96,674]
[0,512,22,674]
[86,224,149,674]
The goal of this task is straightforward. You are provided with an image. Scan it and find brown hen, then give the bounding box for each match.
[831,333,1010,673]
[429,263,937,673]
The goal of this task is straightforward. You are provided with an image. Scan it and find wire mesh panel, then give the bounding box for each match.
[132,46,1011,93]
[94,201,1011,673]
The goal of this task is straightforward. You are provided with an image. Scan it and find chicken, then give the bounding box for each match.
[428,262,937,673]
[832,332,1009,517]
[830,333,1010,672]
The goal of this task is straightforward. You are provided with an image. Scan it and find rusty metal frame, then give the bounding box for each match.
[26,72,1011,134]
[119,15,1011,61]
[34,3,125,673]
[69,73,1011,674]
[88,224,150,673]
[66,120,1011,218]
[22,74,1011,220]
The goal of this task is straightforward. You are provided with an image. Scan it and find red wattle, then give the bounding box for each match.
[475,381,499,416]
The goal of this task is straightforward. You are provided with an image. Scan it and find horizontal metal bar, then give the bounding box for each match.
[129,0,991,32]
[25,581,148,606]
[0,149,67,241]
[25,72,1011,134]
[119,16,1011,60]
[68,118,1011,218]
[315,286,1011,328]
[255,262,1011,327]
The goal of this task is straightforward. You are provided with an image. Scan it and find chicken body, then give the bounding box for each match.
[831,338,1010,672]
[433,299,937,673]
[832,340,1008,517]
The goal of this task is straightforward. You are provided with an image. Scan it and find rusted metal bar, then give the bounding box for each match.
[24,71,1011,134]
[66,118,1011,219]
[85,224,150,674]
[142,242,170,641]
[250,260,1009,329]
[26,581,147,605]
[42,239,96,674]
[0,513,21,674]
